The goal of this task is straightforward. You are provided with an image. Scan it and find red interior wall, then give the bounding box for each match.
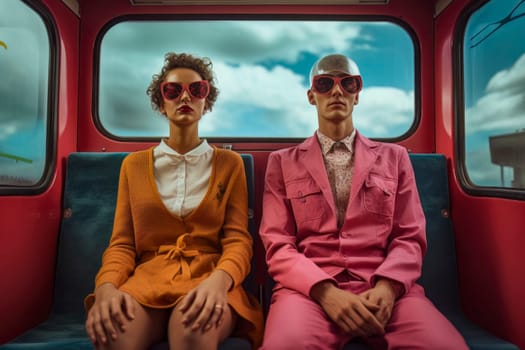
[76,0,435,154]
[3,0,524,348]
[0,0,79,343]
[435,1,525,348]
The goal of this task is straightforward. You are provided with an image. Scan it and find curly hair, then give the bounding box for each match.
[147,52,219,114]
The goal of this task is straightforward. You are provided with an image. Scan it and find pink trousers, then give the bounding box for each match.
[259,283,468,350]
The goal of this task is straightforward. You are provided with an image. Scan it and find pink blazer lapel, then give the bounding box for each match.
[298,135,337,217]
[349,132,379,206]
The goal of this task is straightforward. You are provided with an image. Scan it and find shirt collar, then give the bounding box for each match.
[316,129,356,155]
[158,139,213,158]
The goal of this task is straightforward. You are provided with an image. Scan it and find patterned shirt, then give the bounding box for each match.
[317,129,356,228]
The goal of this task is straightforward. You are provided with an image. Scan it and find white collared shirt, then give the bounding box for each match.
[153,139,213,217]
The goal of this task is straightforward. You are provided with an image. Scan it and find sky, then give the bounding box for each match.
[0,0,49,184]
[1,0,524,187]
[98,20,415,139]
[463,0,525,186]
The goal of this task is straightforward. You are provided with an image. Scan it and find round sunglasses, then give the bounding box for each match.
[160,80,210,100]
[311,75,363,95]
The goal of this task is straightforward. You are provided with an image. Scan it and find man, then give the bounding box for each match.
[259,54,467,349]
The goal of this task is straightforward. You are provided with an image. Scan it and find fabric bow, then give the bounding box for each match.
[157,233,199,279]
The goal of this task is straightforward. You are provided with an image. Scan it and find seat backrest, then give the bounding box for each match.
[52,152,257,319]
[53,152,128,317]
[410,154,462,315]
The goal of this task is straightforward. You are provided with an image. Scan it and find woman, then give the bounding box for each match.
[84,52,263,350]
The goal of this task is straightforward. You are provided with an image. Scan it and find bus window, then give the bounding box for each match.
[462,0,525,192]
[97,19,415,140]
[0,0,52,189]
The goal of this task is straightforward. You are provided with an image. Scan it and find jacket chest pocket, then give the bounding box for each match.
[286,178,327,224]
[363,174,396,217]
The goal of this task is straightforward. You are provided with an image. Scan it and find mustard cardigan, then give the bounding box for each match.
[85,147,263,348]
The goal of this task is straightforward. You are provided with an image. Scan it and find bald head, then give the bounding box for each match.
[309,54,361,83]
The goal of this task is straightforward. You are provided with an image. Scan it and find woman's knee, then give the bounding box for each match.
[168,306,234,348]
[93,302,168,350]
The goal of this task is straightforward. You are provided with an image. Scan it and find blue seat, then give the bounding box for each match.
[2,152,518,350]
[1,152,256,350]
[408,154,518,350]
[264,154,518,350]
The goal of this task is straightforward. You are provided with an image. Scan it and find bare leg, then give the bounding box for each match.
[168,304,237,350]
[95,298,169,350]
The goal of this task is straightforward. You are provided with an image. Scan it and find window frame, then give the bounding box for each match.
[92,13,421,144]
[454,0,525,201]
[0,0,59,196]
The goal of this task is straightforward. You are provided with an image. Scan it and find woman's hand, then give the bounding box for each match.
[85,283,135,345]
[177,269,233,333]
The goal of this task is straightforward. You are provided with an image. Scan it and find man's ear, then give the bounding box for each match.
[307,89,316,105]
[354,93,359,105]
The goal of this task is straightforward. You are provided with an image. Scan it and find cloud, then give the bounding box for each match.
[98,60,166,135]
[0,2,50,141]
[201,65,413,138]
[201,62,315,136]
[99,63,414,138]
[0,124,16,141]
[462,54,525,188]
[465,147,504,186]
[105,21,363,64]
[466,53,525,134]
[355,87,414,136]
[96,20,367,136]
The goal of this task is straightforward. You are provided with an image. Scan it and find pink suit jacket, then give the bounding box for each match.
[260,131,427,298]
